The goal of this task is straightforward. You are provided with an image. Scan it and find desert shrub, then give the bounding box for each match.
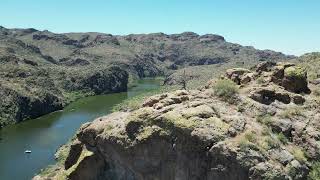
[264,136,280,149]
[309,162,320,180]
[261,127,271,136]
[244,131,257,143]
[257,114,273,126]
[237,105,245,112]
[239,139,259,151]
[256,76,265,84]
[213,79,238,102]
[237,101,250,113]
[291,147,307,163]
[238,131,260,151]
[277,132,289,144]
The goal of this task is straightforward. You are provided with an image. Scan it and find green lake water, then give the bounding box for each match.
[0,79,160,180]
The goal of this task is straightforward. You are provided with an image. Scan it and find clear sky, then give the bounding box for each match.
[1,0,319,55]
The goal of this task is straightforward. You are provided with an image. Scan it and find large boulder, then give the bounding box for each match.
[248,86,305,105]
[249,87,291,105]
[225,68,252,85]
[282,66,310,94]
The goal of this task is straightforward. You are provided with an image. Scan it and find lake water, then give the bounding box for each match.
[0,79,160,180]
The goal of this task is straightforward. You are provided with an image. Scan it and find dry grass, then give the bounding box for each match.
[279,107,304,119]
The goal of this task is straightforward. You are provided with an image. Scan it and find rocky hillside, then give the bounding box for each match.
[35,61,320,180]
[0,26,292,127]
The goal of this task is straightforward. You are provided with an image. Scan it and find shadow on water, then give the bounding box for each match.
[0,78,160,180]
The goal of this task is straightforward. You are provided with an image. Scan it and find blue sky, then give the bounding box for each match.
[1,0,319,55]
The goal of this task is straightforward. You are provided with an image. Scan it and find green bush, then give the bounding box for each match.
[291,147,307,163]
[265,136,280,149]
[284,66,306,79]
[277,132,289,144]
[257,114,273,126]
[213,79,238,101]
[256,76,265,84]
[309,162,320,180]
[244,131,257,143]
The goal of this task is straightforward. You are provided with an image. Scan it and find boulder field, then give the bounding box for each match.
[35,62,320,180]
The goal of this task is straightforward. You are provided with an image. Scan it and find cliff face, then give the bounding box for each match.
[0,64,128,127]
[36,62,320,180]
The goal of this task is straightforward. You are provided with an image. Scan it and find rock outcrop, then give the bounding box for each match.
[36,62,320,180]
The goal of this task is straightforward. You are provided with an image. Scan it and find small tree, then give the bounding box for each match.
[181,68,187,90]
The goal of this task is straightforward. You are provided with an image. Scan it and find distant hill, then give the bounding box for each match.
[0,26,293,127]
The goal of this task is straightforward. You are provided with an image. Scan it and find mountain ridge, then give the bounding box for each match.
[0,26,293,127]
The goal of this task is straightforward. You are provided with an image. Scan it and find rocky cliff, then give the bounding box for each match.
[0,63,128,127]
[35,62,320,180]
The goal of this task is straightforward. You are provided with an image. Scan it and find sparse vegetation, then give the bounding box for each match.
[238,131,260,151]
[279,107,304,119]
[256,76,265,84]
[313,87,320,97]
[244,131,257,143]
[239,139,259,151]
[276,132,289,144]
[257,114,273,126]
[308,162,320,180]
[213,79,238,102]
[297,52,320,81]
[291,147,307,163]
[264,136,281,149]
[112,86,176,112]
